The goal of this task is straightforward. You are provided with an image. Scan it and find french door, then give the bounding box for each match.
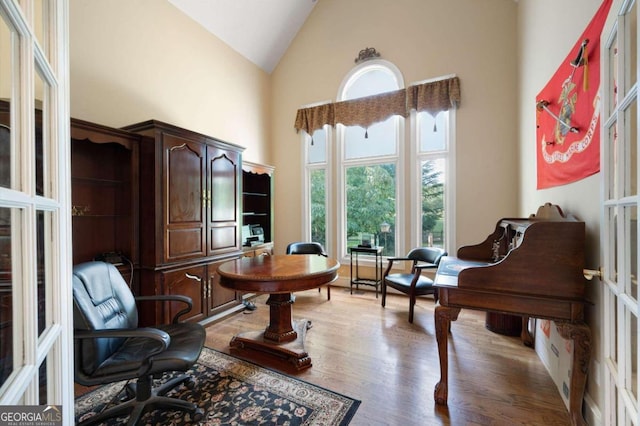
[602,0,640,424]
[0,0,73,422]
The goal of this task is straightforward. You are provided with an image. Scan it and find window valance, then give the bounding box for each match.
[294,76,461,135]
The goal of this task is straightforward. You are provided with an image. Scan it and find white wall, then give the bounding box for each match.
[517,0,608,420]
[271,0,519,258]
[69,0,271,165]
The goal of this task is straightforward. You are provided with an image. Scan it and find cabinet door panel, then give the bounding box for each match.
[163,134,206,262]
[162,265,206,323]
[207,146,240,256]
[207,260,237,311]
[209,226,237,251]
[167,228,204,258]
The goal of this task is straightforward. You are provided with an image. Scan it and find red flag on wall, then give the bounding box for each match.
[535,0,612,189]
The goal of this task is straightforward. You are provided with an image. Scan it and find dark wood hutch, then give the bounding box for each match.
[241,161,274,257]
[70,118,141,290]
[1,102,275,331]
[122,120,246,325]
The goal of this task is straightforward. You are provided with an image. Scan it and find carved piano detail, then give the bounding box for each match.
[433,203,590,426]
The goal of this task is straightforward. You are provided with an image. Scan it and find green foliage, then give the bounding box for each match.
[345,164,396,254]
[310,161,444,252]
[310,169,326,246]
[421,161,444,242]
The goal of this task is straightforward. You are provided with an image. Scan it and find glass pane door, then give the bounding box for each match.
[602,2,640,424]
[0,0,72,420]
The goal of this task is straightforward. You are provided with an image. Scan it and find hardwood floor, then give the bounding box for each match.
[204,278,572,426]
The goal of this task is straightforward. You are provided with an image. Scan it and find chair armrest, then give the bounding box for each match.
[74,327,170,354]
[383,257,414,277]
[74,328,170,379]
[386,256,411,262]
[415,263,438,270]
[135,295,194,324]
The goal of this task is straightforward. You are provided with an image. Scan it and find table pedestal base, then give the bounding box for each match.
[230,319,313,371]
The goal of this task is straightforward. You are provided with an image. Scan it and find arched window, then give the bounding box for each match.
[337,60,403,257]
[301,61,455,264]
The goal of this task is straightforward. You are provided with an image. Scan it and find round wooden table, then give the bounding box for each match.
[217,255,339,370]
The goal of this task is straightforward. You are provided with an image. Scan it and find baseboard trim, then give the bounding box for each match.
[584,391,601,425]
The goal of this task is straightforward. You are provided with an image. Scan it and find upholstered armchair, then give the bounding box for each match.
[73,261,206,425]
[381,247,447,323]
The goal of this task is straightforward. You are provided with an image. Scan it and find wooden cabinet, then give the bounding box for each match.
[207,258,238,312]
[124,120,245,324]
[161,264,207,324]
[70,119,140,282]
[242,161,274,246]
[0,100,140,279]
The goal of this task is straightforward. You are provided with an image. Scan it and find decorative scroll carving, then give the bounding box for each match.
[355,47,381,63]
[556,321,591,426]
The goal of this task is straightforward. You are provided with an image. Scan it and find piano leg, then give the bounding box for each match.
[434,305,461,405]
[555,321,591,426]
[521,316,534,347]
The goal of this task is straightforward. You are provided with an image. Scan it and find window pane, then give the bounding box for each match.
[38,356,47,404]
[607,206,619,284]
[624,101,637,197]
[34,1,51,63]
[35,67,47,197]
[609,33,618,114]
[37,210,47,335]
[345,164,396,256]
[624,205,637,301]
[0,207,12,389]
[419,111,447,152]
[625,308,638,402]
[607,121,619,200]
[421,159,445,248]
[0,16,12,191]
[310,169,326,247]
[624,1,637,95]
[308,128,327,164]
[344,117,396,159]
[344,68,399,100]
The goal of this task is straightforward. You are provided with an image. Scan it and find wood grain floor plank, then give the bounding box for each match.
[204,278,572,425]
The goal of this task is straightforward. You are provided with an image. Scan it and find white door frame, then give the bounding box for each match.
[0,0,72,423]
[601,0,639,424]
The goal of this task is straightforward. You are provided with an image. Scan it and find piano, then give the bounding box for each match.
[433,203,590,426]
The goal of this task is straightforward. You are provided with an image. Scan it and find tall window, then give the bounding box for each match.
[338,61,402,257]
[301,63,456,261]
[305,126,329,248]
[416,110,450,249]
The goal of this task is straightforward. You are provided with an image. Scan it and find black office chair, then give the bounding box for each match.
[73,261,205,425]
[286,242,331,300]
[381,247,446,323]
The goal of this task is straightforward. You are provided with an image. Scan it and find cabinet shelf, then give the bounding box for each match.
[242,161,274,246]
[72,176,130,185]
[72,214,132,218]
[70,120,140,269]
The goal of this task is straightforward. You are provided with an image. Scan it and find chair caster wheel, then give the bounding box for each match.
[123,383,136,400]
[184,377,196,390]
[192,407,204,422]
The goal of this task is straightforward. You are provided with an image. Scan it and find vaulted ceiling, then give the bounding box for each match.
[168,0,318,74]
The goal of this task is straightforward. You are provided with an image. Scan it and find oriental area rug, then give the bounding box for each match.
[75,347,360,425]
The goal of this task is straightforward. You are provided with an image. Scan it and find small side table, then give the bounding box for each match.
[349,246,383,298]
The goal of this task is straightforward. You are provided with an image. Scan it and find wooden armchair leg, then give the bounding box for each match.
[409,296,416,323]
